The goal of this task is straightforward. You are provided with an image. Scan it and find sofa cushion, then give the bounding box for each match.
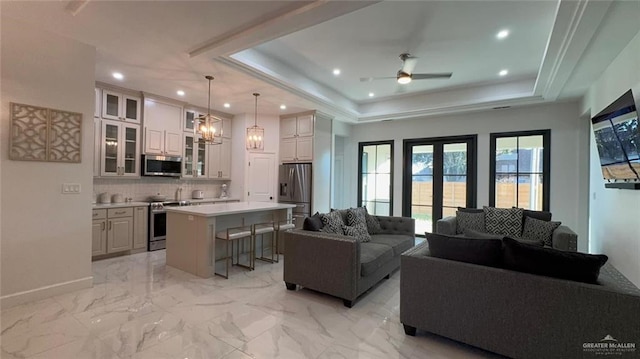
[484,206,523,237]
[303,212,324,231]
[364,207,382,234]
[320,211,345,234]
[426,232,502,267]
[456,211,485,234]
[342,224,371,242]
[521,208,552,222]
[521,216,561,246]
[360,242,394,277]
[502,237,608,284]
[369,234,414,256]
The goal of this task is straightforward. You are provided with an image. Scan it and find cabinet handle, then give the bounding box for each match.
[108,221,112,230]
[101,222,105,231]
[137,207,143,211]
[93,212,98,217]
[115,211,126,214]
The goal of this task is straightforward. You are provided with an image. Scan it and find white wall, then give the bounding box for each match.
[583,29,640,286]
[313,113,333,213]
[1,18,95,307]
[346,101,590,251]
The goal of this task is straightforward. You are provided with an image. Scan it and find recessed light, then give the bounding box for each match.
[496,29,510,39]
[176,90,185,96]
[333,68,341,76]
[499,69,509,76]
[112,72,124,80]
[369,92,375,97]
[223,103,230,108]
[280,104,287,110]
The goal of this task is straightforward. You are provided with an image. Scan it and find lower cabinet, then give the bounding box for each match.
[92,206,147,257]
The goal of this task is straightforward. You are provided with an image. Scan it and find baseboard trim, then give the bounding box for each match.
[1,276,93,310]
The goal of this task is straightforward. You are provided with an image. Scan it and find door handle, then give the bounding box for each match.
[108,221,112,230]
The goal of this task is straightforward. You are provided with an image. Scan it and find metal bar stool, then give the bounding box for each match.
[254,221,276,264]
[215,225,252,279]
[274,218,296,261]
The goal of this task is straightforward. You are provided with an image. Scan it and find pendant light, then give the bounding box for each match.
[198,75,223,145]
[246,93,264,150]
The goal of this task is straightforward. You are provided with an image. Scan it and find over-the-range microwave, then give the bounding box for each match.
[142,155,182,177]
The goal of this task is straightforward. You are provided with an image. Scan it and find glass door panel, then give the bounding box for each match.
[404,137,475,236]
[185,111,195,131]
[124,97,139,122]
[103,123,119,175]
[197,140,206,176]
[123,126,137,174]
[359,142,392,215]
[184,136,194,176]
[104,93,120,119]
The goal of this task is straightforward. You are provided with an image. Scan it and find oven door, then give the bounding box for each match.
[149,210,167,251]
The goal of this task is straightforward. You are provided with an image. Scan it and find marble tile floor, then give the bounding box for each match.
[1,250,505,359]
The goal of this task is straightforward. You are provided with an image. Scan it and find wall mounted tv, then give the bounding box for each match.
[591,89,640,189]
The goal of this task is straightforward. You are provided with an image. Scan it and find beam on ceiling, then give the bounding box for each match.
[188,1,379,58]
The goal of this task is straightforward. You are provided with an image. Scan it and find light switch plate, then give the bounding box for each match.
[62,183,81,194]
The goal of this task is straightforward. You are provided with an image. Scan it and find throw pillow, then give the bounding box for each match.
[502,237,608,284]
[520,208,553,222]
[342,224,371,242]
[456,211,485,234]
[425,232,502,267]
[320,211,345,234]
[364,207,382,234]
[330,208,349,223]
[346,207,367,227]
[484,206,523,237]
[463,228,503,240]
[505,236,545,247]
[521,216,561,247]
[303,212,324,231]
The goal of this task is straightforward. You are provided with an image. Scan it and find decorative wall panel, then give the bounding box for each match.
[9,102,82,163]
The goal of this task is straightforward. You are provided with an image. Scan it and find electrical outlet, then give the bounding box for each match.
[62,183,81,194]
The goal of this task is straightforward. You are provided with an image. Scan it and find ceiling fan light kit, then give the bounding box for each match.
[397,71,412,84]
[363,53,453,86]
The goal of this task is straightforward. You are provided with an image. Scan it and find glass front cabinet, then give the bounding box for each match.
[183,133,207,178]
[101,120,140,177]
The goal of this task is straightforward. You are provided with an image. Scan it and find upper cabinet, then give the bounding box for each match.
[102,90,141,123]
[280,112,315,163]
[100,120,140,177]
[183,134,208,178]
[144,98,183,156]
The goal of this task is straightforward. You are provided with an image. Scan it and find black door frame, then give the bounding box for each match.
[402,135,477,226]
[358,140,394,215]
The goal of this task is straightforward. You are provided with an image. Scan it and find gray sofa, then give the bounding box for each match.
[400,241,640,359]
[436,215,578,251]
[284,215,415,307]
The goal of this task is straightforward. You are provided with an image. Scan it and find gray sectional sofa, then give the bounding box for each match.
[284,215,415,307]
[400,241,640,359]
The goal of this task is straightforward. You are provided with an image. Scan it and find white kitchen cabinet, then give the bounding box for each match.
[133,206,148,250]
[101,120,140,177]
[93,117,101,177]
[183,134,208,178]
[144,128,182,156]
[208,138,232,179]
[281,114,314,139]
[92,210,107,256]
[281,137,313,162]
[102,90,141,123]
[106,208,134,253]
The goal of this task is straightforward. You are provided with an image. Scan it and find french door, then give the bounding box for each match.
[403,135,476,235]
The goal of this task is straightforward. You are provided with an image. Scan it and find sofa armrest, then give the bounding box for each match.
[435,216,457,235]
[552,225,578,251]
[374,215,415,236]
[283,229,359,300]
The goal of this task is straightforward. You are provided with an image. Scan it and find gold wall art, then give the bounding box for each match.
[9,102,82,163]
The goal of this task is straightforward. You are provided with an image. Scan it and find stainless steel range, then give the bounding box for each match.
[149,200,191,251]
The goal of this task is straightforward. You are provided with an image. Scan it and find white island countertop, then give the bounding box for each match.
[164,201,296,217]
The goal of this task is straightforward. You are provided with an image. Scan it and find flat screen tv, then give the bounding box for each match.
[591,89,640,189]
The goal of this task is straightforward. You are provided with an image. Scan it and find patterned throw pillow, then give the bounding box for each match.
[342,224,371,242]
[456,211,485,234]
[347,207,366,226]
[521,216,561,246]
[320,211,345,234]
[364,207,382,234]
[483,206,523,237]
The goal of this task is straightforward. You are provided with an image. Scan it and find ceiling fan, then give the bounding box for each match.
[360,53,452,84]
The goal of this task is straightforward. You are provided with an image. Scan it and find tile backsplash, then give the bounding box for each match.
[93,178,231,202]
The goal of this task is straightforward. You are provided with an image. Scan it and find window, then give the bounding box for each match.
[358,141,393,215]
[490,130,550,211]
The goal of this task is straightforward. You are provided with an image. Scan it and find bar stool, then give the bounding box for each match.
[215,225,253,279]
[254,221,276,264]
[274,218,296,261]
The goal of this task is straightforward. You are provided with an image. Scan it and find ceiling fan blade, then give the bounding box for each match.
[402,57,418,74]
[412,73,452,80]
[360,76,396,82]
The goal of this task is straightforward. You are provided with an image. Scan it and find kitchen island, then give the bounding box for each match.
[165,201,296,278]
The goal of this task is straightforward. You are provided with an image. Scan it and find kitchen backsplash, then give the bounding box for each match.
[93,178,231,202]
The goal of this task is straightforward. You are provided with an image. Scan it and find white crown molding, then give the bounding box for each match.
[534,0,613,100]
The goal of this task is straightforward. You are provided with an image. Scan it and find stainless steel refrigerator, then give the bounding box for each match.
[279,163,312,228]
